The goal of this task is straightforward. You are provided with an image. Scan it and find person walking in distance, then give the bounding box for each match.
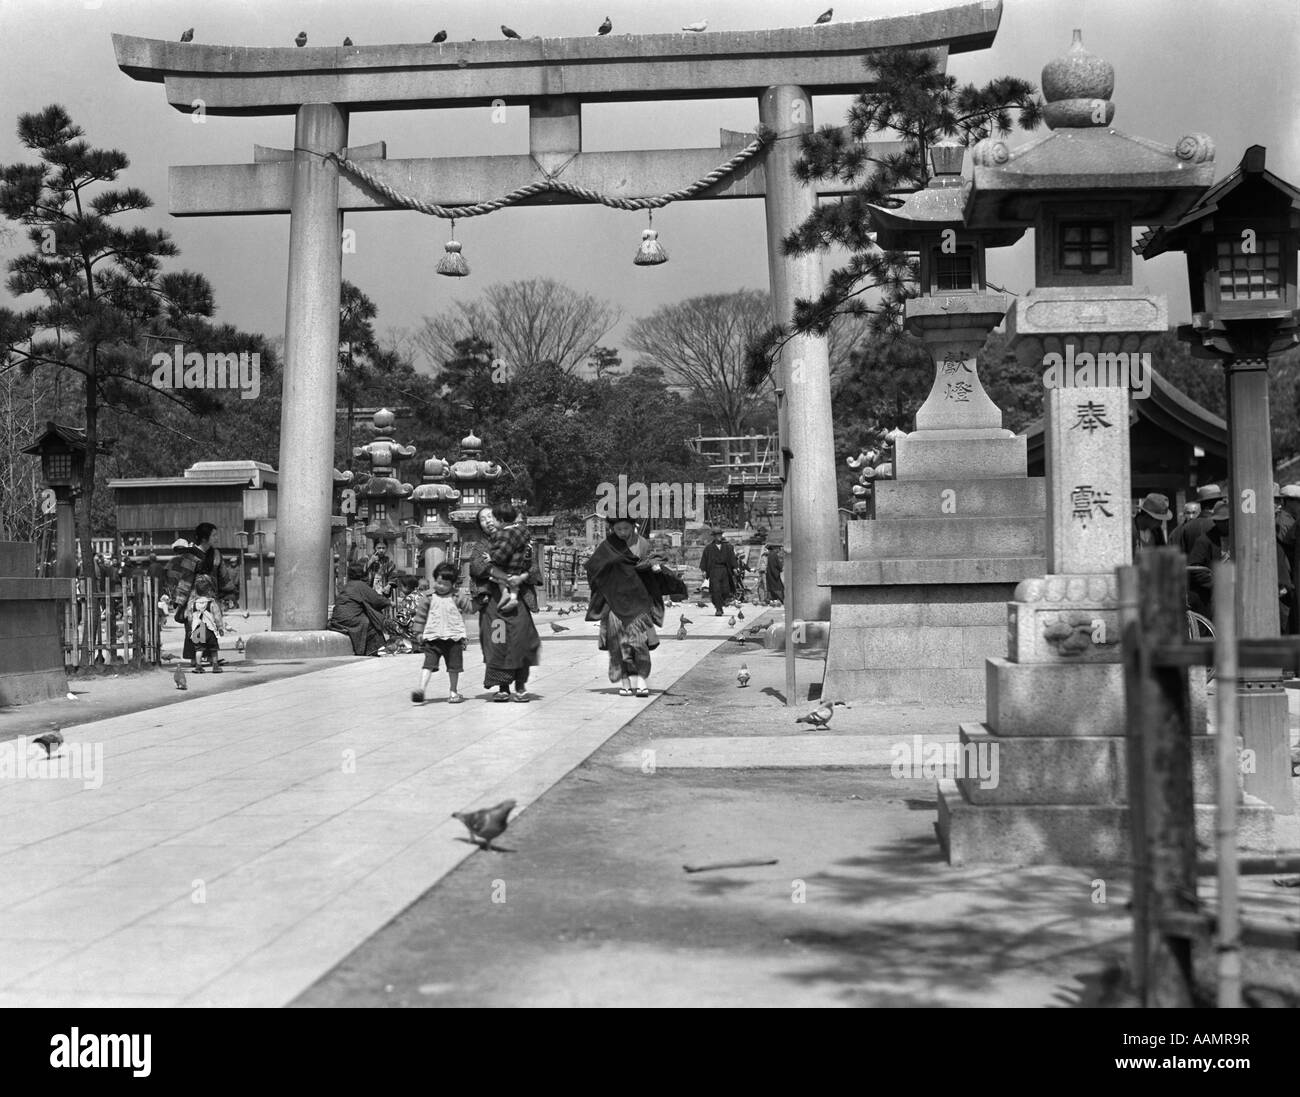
[698,527,737,616]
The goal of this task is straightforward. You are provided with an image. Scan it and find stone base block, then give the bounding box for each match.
[956,723,1226,806]
[828,584,1012,629]
[873,477,1046,519]
[895,434,1027,480]
[985,659,1208,737]
[243,630,356,661]
[819,557,1044,587]
[821,666,985,704]
[1006,602,1121,663]
[0,667,69,706]
[847,514,1044,559]
[937,779,1276,867]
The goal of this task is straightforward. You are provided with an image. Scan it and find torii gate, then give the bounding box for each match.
[114,2,1002,657]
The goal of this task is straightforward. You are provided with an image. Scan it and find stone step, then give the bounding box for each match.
[936,779,1276,866]
[847,515,1045,560]
[895,435,1027,480]
[819,557,1045,588]
[873,477,1046,519]
[820,665,986,704]
[829,588,1009,629]
[985,658,1208,737]
[825,624,1005,672]
[954,723,1227,806]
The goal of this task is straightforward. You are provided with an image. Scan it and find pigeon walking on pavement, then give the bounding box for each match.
[295,31,308,47]
[432,30,447,43]
[676,622,688,640]
[680,614,693,625]
[815,8,834,25]
[737,664,750,688]
[343,36,353,46]
[34,730,63,759]
[598,17,612,34]
[728,615,736,627]
[501,24,522,39]
[173,664,188,690]
[796,700,847,728]
[453,799,517,851]
[551,622,569,633]
[235,636,245,653]
[180,28,194,42]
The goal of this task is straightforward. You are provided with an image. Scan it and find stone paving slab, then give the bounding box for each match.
[612,732,962,769]
[0,612,746,1007]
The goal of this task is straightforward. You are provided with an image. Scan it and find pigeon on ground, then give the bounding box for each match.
[815,8,833,24]
[737,664,750,687]
[453,799,517,851]
[551,622,569,633]
[682,19,708,32]
[728,615,736,627]
[796,700,848,727]
[343,36,353,46]
[180,28,194,43]
[432,30,447,43]
[295,31,308,47]
[680,615,693,625]
[747,623,767,634]
[543,604,554,612]
[738,609,745,620]
[34,730,63,759]
[677,623,687,640]
[235,637,245,652]
[558,607,569,616]
[501,24,521,39]
[173,664,187,690]
[598,17,612,34]
[242,610,249,619]
[695,601,706,609]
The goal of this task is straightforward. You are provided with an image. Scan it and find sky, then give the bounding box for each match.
[0,0,1297,373]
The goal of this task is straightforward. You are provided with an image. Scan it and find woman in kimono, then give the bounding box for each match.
[328,563,391,655]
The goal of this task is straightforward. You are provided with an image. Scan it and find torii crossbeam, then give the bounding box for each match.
[114,3,1003,656]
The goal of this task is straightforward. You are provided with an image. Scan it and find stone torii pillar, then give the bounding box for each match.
[112,4,1002,655]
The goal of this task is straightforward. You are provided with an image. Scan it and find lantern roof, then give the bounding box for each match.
[21,421,87,456]
[962,30,1217,228]
[1135,146,1300,260]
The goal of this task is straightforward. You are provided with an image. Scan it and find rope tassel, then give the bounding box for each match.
[437,220,469,277]
[634,211,668,266]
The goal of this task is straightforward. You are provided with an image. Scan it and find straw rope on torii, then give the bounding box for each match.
[323,124,776,217]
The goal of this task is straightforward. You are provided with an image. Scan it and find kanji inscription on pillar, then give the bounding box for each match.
[1045,385,1132,574]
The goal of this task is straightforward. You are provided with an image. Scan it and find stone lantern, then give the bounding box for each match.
[1137,145,1300,812]
[446,429,507,572]
[409,455,462,581]
[22,422,87,579]
[352,408,415,558]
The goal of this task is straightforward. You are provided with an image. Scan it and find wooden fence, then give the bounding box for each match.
[60,575,164,668]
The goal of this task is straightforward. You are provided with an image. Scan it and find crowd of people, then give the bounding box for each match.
[1132,482,1300,631]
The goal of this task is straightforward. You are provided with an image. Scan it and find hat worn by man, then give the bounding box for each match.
[1280,484,1300,501]
[1195,484,1224,504]
[171,538,188,550]
[1211,499,1230,521]
[1138,493,1173,521]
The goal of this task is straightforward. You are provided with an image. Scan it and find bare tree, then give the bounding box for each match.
[627,290,870,436]
[414,277,621,375]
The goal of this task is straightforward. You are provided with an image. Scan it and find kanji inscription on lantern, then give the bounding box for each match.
[1045,385,1133,574]
[1070,485,1114,527]
[944,380,973,401]
[1070,401,1112,433]
[941,349,973,375]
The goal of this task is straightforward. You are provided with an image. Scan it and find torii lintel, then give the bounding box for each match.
[112,2,1000,114]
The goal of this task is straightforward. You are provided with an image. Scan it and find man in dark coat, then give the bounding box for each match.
[1175,484,1223,554]
[698,528,737,615]
[765,544,785,606]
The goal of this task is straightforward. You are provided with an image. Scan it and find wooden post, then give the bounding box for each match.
[1213,559,1242,1008]
[1138,549,1199,1007]
[1117,563,1151,1001]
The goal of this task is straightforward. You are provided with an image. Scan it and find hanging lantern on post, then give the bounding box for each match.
[437,218,470,277]
[633,209,668,266]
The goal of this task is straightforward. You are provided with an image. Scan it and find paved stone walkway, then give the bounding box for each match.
[0,611,742,1007]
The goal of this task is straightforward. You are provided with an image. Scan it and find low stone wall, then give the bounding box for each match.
[0,543,71,706]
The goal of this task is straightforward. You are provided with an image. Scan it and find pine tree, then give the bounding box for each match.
[745,48,1041,388]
